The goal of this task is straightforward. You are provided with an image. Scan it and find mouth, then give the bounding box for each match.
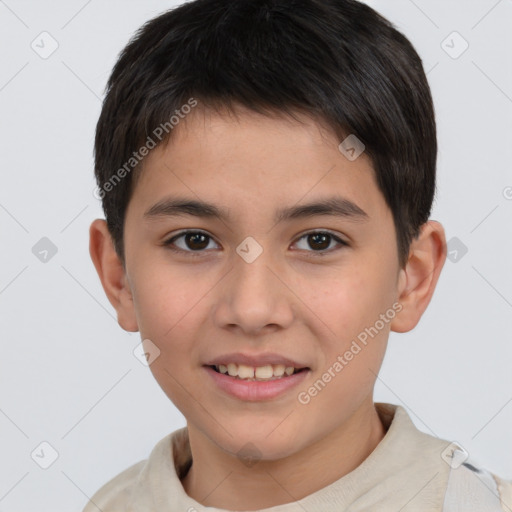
[203,363,311,401]
[206,363,309,382]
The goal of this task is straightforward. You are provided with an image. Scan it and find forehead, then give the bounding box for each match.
[128,106,389,226]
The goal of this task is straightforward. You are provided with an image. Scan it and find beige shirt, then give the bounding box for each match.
[82,403,512,511]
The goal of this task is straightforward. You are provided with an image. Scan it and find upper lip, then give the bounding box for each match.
[205,352,309,369]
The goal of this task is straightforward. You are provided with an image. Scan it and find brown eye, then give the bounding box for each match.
[163,229,347,258]
[163,230,218,255]
[293,231,347,255]
[183,232,209,250]
[307,233,331,250]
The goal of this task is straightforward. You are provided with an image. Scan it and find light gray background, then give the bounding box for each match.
[1,0,511,510]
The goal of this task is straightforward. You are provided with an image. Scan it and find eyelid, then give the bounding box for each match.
[292,229,348,256]
[163,229,220,257]
[162,229,348,256]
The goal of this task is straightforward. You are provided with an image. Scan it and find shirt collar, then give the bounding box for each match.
[130,402,451,511]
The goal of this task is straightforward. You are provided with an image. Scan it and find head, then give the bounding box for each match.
[90,0,446,461]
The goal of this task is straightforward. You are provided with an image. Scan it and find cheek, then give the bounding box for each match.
[301,266,387,339]
[306,283,390,411]
[132,270,204,404]
[129,264,218,375]
[301,263,393,379]
[130,261,203,336]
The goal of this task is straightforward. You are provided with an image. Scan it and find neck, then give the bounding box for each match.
[181,400,387,510]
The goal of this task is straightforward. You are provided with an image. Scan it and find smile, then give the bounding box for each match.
[204,365,310,401]
[210,363,306,381]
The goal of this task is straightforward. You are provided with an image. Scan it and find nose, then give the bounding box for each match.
[212,244,295,336]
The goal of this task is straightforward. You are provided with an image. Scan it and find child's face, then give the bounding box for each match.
[121,106,404,459]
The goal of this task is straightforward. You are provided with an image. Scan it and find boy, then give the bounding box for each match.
[86,0,512,510]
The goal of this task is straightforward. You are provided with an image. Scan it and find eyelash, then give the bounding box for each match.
[162,230,348,258]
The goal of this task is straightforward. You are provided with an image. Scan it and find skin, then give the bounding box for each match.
[89,105,446,511]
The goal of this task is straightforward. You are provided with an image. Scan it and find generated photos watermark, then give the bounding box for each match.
[93,97,198,200]
[297,301,403,405]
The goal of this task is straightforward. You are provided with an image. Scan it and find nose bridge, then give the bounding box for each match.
[235,243,275,298]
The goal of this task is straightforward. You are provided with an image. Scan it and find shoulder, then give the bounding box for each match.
[81,459,147,512]
[495,474,512,511]
[81,430,184,512]
[376,404,511,511]
[441,444,512,512]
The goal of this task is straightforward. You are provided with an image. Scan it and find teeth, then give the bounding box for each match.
[215,363,301,380]
[255,365,273,379]
[238,364,254,379]
[273,364,285,377]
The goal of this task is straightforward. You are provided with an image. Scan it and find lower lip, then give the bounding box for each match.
[203,365,310,401]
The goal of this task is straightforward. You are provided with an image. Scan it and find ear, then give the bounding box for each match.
[390,220,447,333]
[89,219,139,332]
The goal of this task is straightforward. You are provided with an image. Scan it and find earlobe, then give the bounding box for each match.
[89,219,139,332]
[390,220,447,333]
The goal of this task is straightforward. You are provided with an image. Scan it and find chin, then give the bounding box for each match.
[213,422,303,462]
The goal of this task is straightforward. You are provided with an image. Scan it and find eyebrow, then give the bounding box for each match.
[143,195,369,224]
